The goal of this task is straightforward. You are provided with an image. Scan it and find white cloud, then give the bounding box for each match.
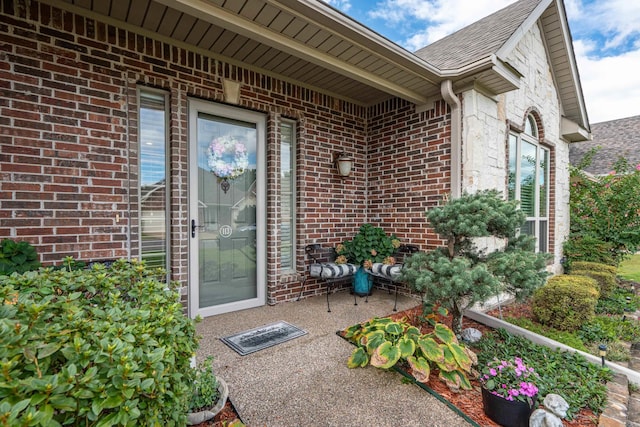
[321,0,352,12]
[367,0,514,50]
[574,40,640,123]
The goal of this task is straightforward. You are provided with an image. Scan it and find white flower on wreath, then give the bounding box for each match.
[207,136,249,180]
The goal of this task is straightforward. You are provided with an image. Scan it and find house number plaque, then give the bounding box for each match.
[219,225,233,238]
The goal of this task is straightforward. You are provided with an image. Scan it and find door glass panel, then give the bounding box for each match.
[196,113,257,308]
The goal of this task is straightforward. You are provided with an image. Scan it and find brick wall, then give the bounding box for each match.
[0,0,448,305]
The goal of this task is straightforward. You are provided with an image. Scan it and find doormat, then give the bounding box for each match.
[220,321,307,356]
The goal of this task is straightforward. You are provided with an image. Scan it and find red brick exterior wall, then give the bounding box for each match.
[0,1,449,304]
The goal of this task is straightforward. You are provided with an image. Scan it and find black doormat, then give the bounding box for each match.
[220,321,307,356]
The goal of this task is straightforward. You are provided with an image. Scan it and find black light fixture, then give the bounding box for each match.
[598,344,607,367]
[335,152,353,178]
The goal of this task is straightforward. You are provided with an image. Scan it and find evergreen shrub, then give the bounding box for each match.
[0,259,198,426]
[532,275,599,331]
[570,261,617,276]
[571,269,617,298]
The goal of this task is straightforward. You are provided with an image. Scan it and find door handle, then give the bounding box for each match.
[191,219,205,238]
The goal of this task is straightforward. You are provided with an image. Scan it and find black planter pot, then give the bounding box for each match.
[481,387,536,427]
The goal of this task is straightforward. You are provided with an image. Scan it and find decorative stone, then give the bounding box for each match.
[460,327,482,343]
[529,393,569,427]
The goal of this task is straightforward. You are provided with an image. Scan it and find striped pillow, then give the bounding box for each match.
[310,262,357,279]
[368,263,402,281]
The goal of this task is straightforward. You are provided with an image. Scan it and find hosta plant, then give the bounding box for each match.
[343,317,477,390]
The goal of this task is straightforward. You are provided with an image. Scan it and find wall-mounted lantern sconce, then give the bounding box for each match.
[335,152,353,178]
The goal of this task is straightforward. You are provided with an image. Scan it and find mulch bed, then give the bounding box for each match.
[199,302,598,426]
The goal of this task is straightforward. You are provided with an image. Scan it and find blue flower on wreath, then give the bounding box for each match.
[207,136,249,180]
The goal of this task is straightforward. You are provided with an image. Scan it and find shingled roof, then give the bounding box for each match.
[569,115,640,175]
[414,0,542,70]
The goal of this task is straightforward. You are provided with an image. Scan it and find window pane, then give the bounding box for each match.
[538,220,548,253]
[280,121,295,271]
[521,220,535,237]
[525,115,537,137]
[539,147,549,216]
[519,141,537,216]
[508,134,517,201]
[140,91,168,270]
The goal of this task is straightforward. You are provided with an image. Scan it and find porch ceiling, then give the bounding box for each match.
[55,0,447,107]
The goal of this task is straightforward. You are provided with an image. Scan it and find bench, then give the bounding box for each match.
[365,244,419,311]
[297,244,357,312]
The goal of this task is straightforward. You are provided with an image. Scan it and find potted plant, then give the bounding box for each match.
[187,357,229,425]
[336,224,400,295]
[479,357,539,427]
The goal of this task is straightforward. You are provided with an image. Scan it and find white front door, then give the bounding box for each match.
[188,99,266,318]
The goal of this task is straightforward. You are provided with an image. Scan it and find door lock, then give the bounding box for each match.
[191,219,205,237]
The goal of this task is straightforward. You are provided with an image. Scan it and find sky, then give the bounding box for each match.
[320,0,640,124]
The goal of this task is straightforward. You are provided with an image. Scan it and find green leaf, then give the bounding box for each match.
[447,342,472,372]
[417,336,444,363]
[405,326,421,340]
[103,395,124,409]
[384,322,404,335]
[370,341,401,369]
[438,369,472,390]
[407,356,430,383]
[347,347,369,368]
[10,399,30,418]
[436,344,459,372]
[49,395,77,412]
[397,336,416,358]
[434,323,457,344]
[37,343,61,359]
[39,404,54,426]
[363,330,386,354]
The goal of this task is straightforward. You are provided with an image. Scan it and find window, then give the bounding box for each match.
[139,89,170,270]
[280,120,296,272]
[508,115,549,252]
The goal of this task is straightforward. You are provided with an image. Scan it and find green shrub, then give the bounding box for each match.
[596,287,640,314]
[0,259,198,426]
[532,275,599,331]
[504,317,588,351]
[570,261,617,276]
[579,315,640,344]
[572,269,617,298]
[563,235,617,267]
[0,239,41,275]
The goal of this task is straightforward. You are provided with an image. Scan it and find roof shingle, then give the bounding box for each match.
[569,115,640,175]
[413,0,543,70]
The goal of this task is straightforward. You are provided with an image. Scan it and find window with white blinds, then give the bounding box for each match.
[280,120,296,272]
[508,115,549,253]
[139,89,170,271]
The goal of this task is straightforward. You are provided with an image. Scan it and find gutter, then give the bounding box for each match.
[441,80,462,199]
[465,309,640,385]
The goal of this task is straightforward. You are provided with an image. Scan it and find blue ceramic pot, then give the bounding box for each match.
[352,266,373,296]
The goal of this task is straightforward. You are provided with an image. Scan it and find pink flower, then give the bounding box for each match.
[636,164,640,171]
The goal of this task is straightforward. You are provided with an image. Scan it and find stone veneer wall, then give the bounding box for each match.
[0,0,450,305]
[461,22,568,271]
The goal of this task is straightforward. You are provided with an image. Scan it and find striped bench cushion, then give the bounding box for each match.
[310,262,357,279]
[367,263,402,281]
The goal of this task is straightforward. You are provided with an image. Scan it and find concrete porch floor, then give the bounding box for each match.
[196,289,472,427]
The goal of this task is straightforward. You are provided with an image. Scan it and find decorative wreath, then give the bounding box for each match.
[207,136,249,180]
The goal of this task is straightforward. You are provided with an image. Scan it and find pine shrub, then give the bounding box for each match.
[532,275,599,331]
